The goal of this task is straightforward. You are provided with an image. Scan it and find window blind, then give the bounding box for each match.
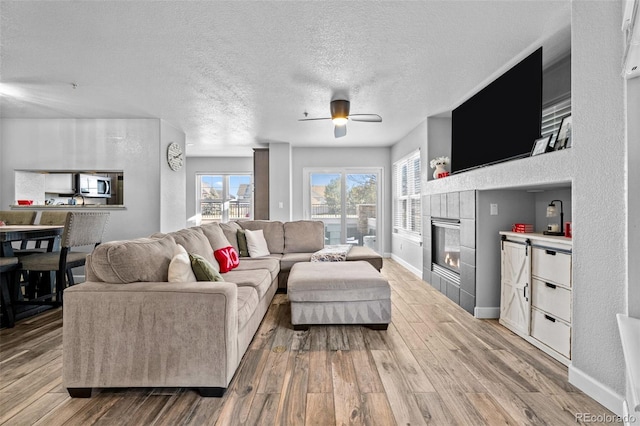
[541,97,571,143]
[393,150,421,235]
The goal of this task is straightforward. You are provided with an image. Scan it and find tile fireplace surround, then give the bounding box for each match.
[423,190,476,314]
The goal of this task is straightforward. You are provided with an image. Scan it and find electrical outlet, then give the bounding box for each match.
[490,203,498,215]
[278,201,284,208]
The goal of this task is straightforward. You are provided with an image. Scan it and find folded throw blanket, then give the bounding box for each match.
[310,244,352,262]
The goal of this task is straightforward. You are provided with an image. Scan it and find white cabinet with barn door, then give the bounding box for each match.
[499,231,573,365]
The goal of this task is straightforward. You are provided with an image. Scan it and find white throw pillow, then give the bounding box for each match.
[168,244,198,282]
[244,229,271,257]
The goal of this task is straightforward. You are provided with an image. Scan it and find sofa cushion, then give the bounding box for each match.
[222,268,272,299]
[214,246,240,273]
[237,286,259,332]
[345,246,383,271]
[239,220,285,254]
[89,235,177,283]
[288,261,390,302]
[284,221,325,253]
[235,257,280,282]
[168,244,197,282]
[245,229,271,257]
[166,228,217,268]
[220,221,242,253]
[199,222,233,251]
[237,229,249,257]
[280,252,313,272]
[189,253,224,282]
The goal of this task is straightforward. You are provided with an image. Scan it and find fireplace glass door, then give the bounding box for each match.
[432,220,461,274]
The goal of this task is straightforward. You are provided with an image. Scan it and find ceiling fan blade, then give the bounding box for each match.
[349,114,382,122]
[334,125,347,138]
[298,117,332,121]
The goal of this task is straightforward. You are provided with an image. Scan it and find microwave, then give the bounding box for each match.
[77,173,111,198]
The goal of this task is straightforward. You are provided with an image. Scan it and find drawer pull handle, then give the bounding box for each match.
[545,249,557,256]
[544,314,556,323]
[545,282,557,289]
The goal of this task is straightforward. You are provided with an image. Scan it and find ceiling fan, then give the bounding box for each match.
[299,100,382,138]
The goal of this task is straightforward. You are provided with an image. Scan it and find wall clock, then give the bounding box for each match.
[167,142,184,171]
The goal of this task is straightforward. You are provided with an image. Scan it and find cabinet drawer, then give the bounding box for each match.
[530,308,571,358]
[532,247,572,287]
[531,278,571,323]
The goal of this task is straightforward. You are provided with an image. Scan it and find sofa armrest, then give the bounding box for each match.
[62,281,239,390]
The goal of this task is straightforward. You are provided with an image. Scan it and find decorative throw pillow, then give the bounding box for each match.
[214,246,240,273]
[189,253,224,282]
[244,229,271,258]
[236,229,249,257]
[168,244,197,282]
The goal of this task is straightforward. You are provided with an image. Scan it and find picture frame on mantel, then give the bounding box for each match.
[531,134,553,156]
[554,115,572,150]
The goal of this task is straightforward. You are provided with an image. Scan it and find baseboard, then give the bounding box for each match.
[474,307,500,319]
[568,364,625,417]
[389,254,422,279]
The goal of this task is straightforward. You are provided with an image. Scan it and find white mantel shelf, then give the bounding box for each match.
[426,148,574,194]
[499,231,573,248]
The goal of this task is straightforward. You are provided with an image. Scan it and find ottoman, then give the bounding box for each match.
[288,261,391,330]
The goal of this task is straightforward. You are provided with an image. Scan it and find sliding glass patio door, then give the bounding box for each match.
[304,168,382,253]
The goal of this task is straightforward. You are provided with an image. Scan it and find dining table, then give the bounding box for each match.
[0,225,65,327]
[0,225,64,257]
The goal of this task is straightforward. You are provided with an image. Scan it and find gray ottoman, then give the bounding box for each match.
[288,261,391,330]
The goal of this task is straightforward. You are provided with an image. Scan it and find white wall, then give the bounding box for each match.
[568,0,627,413]
[426,117,452,183]
[291,147,392,255]
[628,76,640,319]
[269,142,292,221]
[184,156,253,224]
[0,118,174,242]
[160,120,187,232]
[390,120,428,275]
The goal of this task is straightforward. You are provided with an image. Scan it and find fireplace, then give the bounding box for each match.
[431,218,461,285]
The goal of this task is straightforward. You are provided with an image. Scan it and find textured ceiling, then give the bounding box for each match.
[0,1,571,157]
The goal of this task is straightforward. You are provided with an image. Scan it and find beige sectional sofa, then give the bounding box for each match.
[62,220,382,397]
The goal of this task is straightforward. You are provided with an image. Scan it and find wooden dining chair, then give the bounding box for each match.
[0,257,20,328]
[17,212,110,305]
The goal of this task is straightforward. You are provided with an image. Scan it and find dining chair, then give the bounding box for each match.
[17,211,70,254]
[0,257,20,328]
[0,211,37,226]
[17,212,110,305]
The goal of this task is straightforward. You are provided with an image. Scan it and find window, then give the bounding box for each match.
[393,150,421,235]
[196,174,252,223]
[541,96,571,142]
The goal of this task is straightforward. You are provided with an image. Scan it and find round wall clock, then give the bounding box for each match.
[167,142,184,171]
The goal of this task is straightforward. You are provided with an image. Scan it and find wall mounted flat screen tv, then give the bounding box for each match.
[451,47,542,174]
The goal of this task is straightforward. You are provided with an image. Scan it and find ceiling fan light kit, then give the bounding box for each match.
[299,99,382,138]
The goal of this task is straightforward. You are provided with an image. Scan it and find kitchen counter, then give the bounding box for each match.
[10,204,126,210]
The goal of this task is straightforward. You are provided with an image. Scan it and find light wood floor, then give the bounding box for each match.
[0,259,616,425]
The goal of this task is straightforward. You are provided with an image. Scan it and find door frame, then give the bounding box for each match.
[302,167,384,253]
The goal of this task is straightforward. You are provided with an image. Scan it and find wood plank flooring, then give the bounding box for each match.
[0,259,617,425]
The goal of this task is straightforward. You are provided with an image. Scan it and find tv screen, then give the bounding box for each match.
[451,47,542,174]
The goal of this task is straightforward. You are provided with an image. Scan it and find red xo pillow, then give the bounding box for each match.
[214,246,240,273]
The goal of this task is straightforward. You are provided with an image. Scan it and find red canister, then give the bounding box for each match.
[565,222,572,238]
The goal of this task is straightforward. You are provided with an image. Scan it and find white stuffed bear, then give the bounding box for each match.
[430,156,450,179]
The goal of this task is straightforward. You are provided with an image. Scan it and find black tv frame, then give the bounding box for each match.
[451,47,543,174]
